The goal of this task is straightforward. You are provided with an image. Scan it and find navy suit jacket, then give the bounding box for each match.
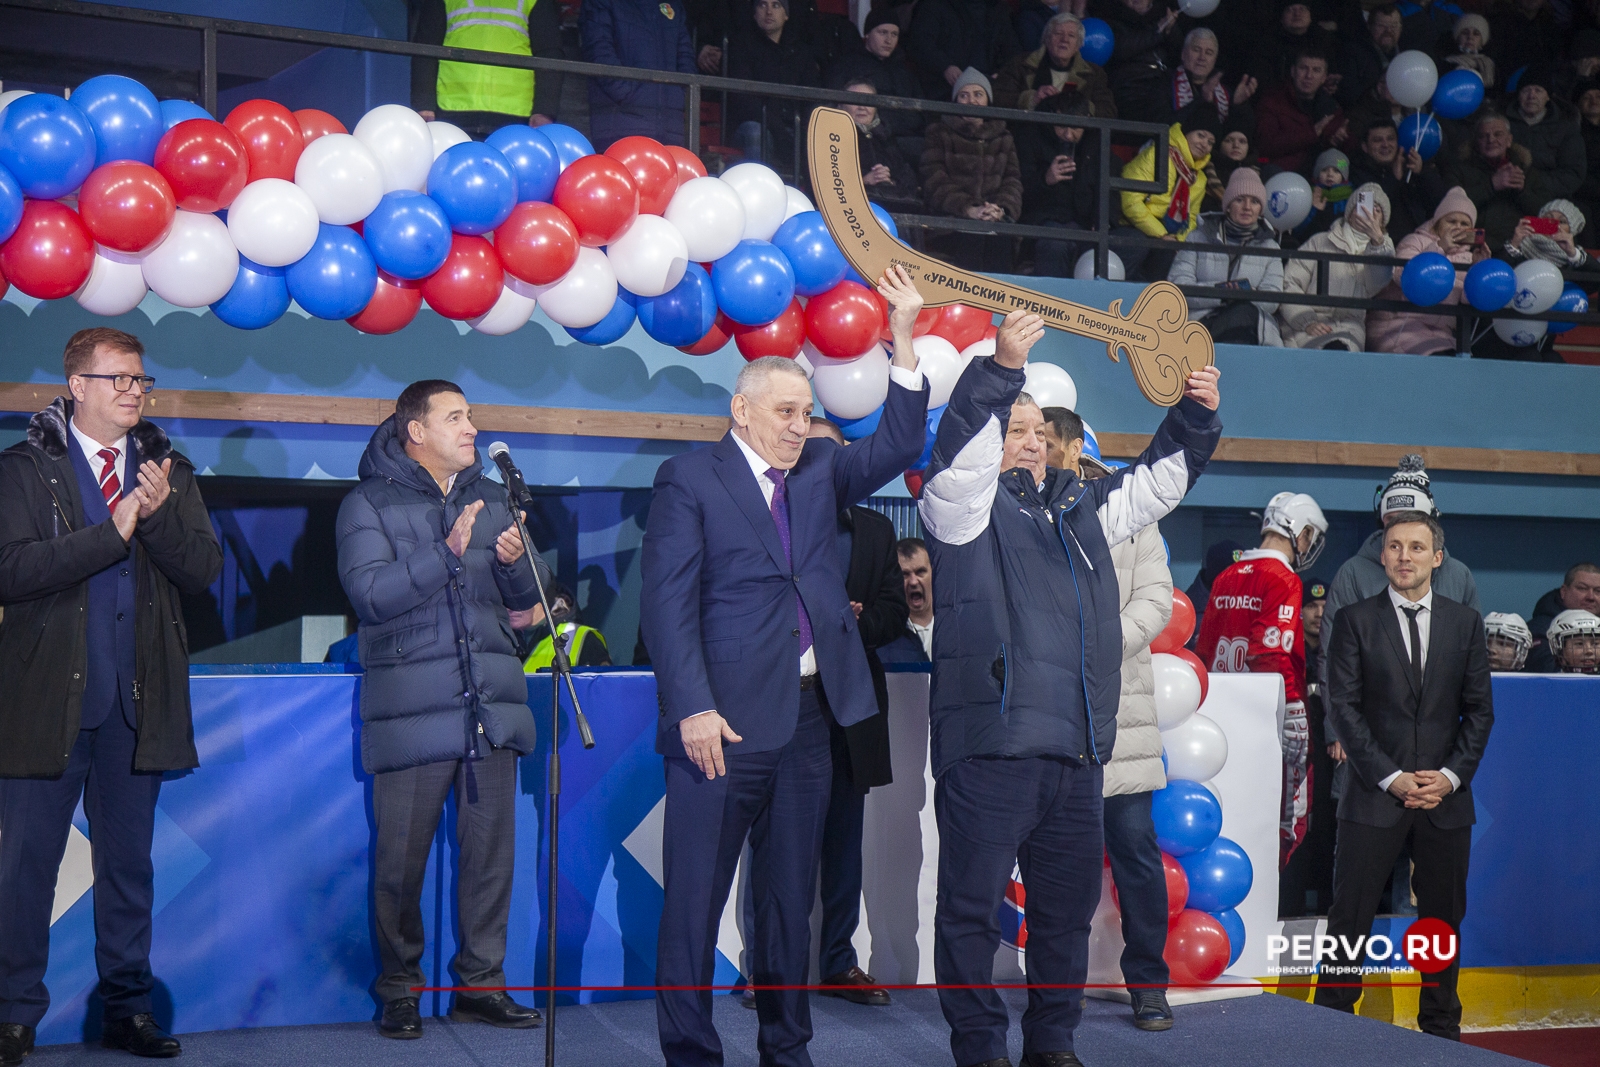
[642,375,929,759]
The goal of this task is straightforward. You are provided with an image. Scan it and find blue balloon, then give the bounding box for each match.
[538,124,595,170]
[210,257,290,330]
[427,142,518,235]
[72,74,163,166]
[772,211,848,297]
[0,164,22,244]
[831,405,883,442]
[1463,258,1516,311]
[1397,112,1442,162]
[913,404,946,468]
[1548,282,1590,335]
[159,99,211,129]
[486,125,561,203]
[1178,836,1253,913]
[1432,68,1485,120]
[567,288,639,344]
[1400,251,1456,306]
[1082,424,1102,461]
[1080,17,1114,66]
[362,190,453,280]
[636,263,717,346]
[0,93,96,199]
[285,223,378,320]
[871,201,899,240]
[712,239,796,326]
[1208,907,1246,969]
[1151,779,1223,857]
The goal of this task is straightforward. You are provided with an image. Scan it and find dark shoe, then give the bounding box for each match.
[450,991,542,1029]
[819,966,891,1006]
[1023,1054,1084,1067]
[377,997,423,1039]
[0,1024,34,1066]
[1131,988,1174,1031]
[960,1060,1012,1067]
[101,1014,181,1058]
[741,988,757,1010]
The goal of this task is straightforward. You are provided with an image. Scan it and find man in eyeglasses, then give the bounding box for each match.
[0,327,220,1065]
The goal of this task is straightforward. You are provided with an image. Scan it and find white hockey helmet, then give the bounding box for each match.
[1261,491,1329,571]
[1483,612,1533,669]
[1547,608,1600,665]
[1375,454,1440,521]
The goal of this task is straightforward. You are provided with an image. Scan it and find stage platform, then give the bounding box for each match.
[26,990,1533,1067]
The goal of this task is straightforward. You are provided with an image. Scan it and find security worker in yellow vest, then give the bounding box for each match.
[512,581,612,669]
[411,0,565,140]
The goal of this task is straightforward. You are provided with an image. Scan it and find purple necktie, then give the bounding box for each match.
[766,467,814,660]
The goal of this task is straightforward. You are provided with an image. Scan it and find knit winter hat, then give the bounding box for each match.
[1520,62,1555,95]
[1542,197,1586,236]
[1351,181,1391,224]
[951,66,993,103]
[864,6,899,32]
[1378,455,1439,519]
[1313,148,1350,180]
[1454,13,1490,46]
[1433,185,1478,225]
[1182,104,1223,138]
[1574,77,1600,103]
[1222,166,1268,210]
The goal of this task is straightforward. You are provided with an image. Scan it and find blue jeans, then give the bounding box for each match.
[1102,791,1170,989]
[1032,221,1081,278]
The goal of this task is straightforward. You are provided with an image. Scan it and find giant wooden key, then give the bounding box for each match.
[806,107,1214,406]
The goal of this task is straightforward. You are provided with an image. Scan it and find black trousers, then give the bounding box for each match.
[1313,812,1471,1039]
[818,712,866,979]
[0,710,162,1027]
[371,745,518,1005]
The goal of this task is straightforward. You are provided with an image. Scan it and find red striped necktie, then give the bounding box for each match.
[96,447,122,505]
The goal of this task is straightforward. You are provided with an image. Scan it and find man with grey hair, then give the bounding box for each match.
[992,11,1115,115]
[1165,27,1256,129]
[643,266,930,1067]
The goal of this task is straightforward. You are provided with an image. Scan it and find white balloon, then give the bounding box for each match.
[605,214,689,297]
[1178,0,1219,14]
[912,333,963,408]
[353,104,433,193]
[782,186,815,223]
[470,276,539,335]
[1152,652,1202,730]
[663,177,746,262]
[427,120,471,161]
[226,178,319,267]
[812,344,890,419]
[1073,249,1125,280]
[0,89,34,117]
[532,246,617,328]
[294,133,384,225]
[720,162,787,241]
[1023,361,1077,409]
[1511,258,1563,314]
[1201,779,1223,815]
[141,210,239,308]
[1162,712,1229,782]
[960,336,996,361]
[1492,316,1548,347]
[75,246,148,316]
[1263,171,1313,231]
[1386,50,1439,109]
[793,348,817,378]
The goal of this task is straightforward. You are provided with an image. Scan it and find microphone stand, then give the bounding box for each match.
[501,462,595,1067]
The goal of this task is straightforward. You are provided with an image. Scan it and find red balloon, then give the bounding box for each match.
[903,468,925,497]
[734,299,806,360]
[153,119,248,213]
[77,162,176,253]
[0,260,9,301]
[348,272,422,335]
[0,200,95,299]
[1170,646,1209,706]
[931,303,993,350]
[1151,589,1197,654]
[605,136,680,216]
[806,281,883,359]
[1163,852,1190,920]
[982,323,998,341]
[225,99,305,182]
[421,235,504,320]
[293,108,347,144]
[552,155,639,247]
[495,201,579,285]
[679,312,735,355]
[1164,909,1231,986]
[667,144,707,184]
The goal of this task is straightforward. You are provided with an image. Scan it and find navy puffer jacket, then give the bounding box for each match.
[918,357,1220,778]
[337,417,545,774]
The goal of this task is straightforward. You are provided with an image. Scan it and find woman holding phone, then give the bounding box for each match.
[1366,187,1488,357]
[1279,182,1395,351]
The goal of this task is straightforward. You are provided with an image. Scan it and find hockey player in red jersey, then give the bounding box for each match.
[1196,492,1329,866]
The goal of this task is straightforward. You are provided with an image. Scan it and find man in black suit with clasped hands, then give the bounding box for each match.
[1314,511,1493,1041]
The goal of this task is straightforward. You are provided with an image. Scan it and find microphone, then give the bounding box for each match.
[488,441,533,507]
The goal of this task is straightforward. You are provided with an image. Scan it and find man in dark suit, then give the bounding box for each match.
[1316,510,1494,1041]
[0,328,221,1064]
[642,267,930,1067]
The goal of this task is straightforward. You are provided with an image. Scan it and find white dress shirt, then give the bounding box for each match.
[908,618,934,659]
[69,418,128,501]
[1377,586,1461,794]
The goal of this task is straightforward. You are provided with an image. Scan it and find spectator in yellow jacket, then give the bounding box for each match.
[1111,110,1216,280]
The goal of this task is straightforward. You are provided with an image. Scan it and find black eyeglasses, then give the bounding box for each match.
[77,373,156,394]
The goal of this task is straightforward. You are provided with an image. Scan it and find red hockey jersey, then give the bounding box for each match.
[1195,549,1305,704]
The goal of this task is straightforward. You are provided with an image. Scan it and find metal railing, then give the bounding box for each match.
[6,0,1596,353]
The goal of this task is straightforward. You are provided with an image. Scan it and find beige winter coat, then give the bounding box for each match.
[1279,218,1395,351]
[1103,522,1173,797]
